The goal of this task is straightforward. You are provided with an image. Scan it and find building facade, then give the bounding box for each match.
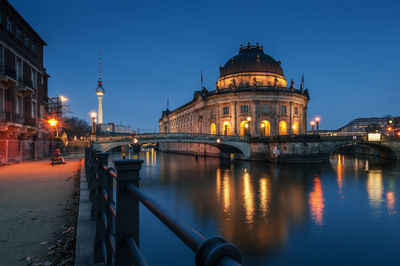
[158,44,310,156]
[338,116,399,134]
[0,0,49,162]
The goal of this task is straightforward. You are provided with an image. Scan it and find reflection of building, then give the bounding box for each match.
[159,43,309,155]
[0,0,50,162]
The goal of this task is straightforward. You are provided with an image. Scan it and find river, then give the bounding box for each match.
[110,150,400,265]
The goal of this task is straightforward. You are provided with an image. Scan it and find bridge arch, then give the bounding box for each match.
[327,142,399,160]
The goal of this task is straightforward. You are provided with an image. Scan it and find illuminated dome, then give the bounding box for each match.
[220,44,284,78]
[217,43,287,89]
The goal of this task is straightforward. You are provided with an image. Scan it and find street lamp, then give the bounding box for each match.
[315,116,320,134]
[91,112,97,136]
[48,118,58,152]
[261,123,265,136]
[311,121,315,134]
[246,116,251,136]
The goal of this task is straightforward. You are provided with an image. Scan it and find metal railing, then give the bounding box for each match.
[85,147,242,266]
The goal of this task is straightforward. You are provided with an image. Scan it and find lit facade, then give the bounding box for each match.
[159,44,309,145]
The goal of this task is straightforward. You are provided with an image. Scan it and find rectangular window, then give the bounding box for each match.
[31,69,37,88]
[24,35,29,48]
[6,16,12,33]
[32,101,37,118]
[32,42,36,54]
[240,105,248,113]
[260,105,268,113]
[16,58,22,81]
[280,105,287,114]
[16,25,22,41]
[211,108,215,116]
[223,107,229,115]
[294,107,299,115]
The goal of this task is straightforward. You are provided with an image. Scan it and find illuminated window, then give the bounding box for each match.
[210,123,216,134]
[240,121,249,136]
[279,121,287,135]
[223,122,231,135]
[260,120,270,136]
[223,107,229,115]
[280,105,286,114]
[240,105,248,113]
[292,121,299,134]
[6,16,12,33]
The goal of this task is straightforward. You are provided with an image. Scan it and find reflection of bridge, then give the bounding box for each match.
[93,133,400,163]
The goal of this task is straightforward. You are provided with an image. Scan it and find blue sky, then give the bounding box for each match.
[10,0,400,131]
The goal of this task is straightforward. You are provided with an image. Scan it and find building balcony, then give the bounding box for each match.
[16,79,35,95]
[0,111,38,127]
[0,65,18,87]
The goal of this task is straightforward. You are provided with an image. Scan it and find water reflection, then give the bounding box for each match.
[309,177,325,225]
[137,151,400,265]
[367,170,384,211]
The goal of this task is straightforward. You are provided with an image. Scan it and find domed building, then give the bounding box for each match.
[158,43,310,157]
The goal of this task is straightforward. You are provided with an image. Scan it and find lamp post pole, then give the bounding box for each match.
[316,116,320,135]
[91,112,97,143]
[247,116,251,136]
[311,121,315,134]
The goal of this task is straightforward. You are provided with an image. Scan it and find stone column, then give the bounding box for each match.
[216,103,220,135]
[233,101,237,135]
[303,106,308,134]
[289,102,293,135]
[275,101,280,135]
[251,100,258,136]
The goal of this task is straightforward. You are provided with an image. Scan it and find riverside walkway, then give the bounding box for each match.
[0,155,82,265]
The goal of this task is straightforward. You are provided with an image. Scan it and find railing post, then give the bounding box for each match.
[94,153,109,263]
[114,159,144,266]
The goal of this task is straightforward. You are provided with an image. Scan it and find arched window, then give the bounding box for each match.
[292,121,299,134]
[210,123,216,135]
[279,121,287,135]
[260,120,270,136]
[223,121,231,136]
[240,121,249,136]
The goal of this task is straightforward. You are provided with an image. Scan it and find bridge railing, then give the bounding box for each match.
[96,133,249,143]
[85,147,242,266]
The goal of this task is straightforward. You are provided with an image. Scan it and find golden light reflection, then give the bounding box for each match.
[386,192,396,215]
[216,168,221,200]
[243,173,255,225]
[309,177,325,225]
[337,155,344,196]
[259,177,270,217]
[146,151,149,164]
[367,170,383,210]
[222,172,232,215]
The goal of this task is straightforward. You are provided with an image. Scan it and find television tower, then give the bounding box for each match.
[96,53,105,124]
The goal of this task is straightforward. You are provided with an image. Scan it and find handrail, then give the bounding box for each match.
[85,147,243,266]
[127,184,206,252]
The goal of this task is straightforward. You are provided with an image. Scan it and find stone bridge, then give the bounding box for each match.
[93,133,400,163]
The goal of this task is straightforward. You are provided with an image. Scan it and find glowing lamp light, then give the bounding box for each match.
[292,124,297,129]
[387,127,393,132]
[311,121,315,126]
[224,121,228,125]
[389,120,393,124]
[261,123,265,128]
[244,124,249,128]
[133,138,138,144]
[216,138,221,143]
[48,118,58,127]
[60,96,68,102]
[247,116,251,121]
[397,132,400,137]
[91,112,97,118]
[315,116,320,122]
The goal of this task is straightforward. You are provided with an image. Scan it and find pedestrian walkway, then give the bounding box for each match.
[0,155,82,265]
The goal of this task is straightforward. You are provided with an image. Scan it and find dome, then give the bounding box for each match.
[219,44,284,78]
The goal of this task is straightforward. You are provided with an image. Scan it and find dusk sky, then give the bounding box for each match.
[10,0,400,132]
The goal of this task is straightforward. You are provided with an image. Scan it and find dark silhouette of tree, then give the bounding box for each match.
[62,116,91,139]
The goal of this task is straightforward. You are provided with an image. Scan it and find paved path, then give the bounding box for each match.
[0,155,82,265]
